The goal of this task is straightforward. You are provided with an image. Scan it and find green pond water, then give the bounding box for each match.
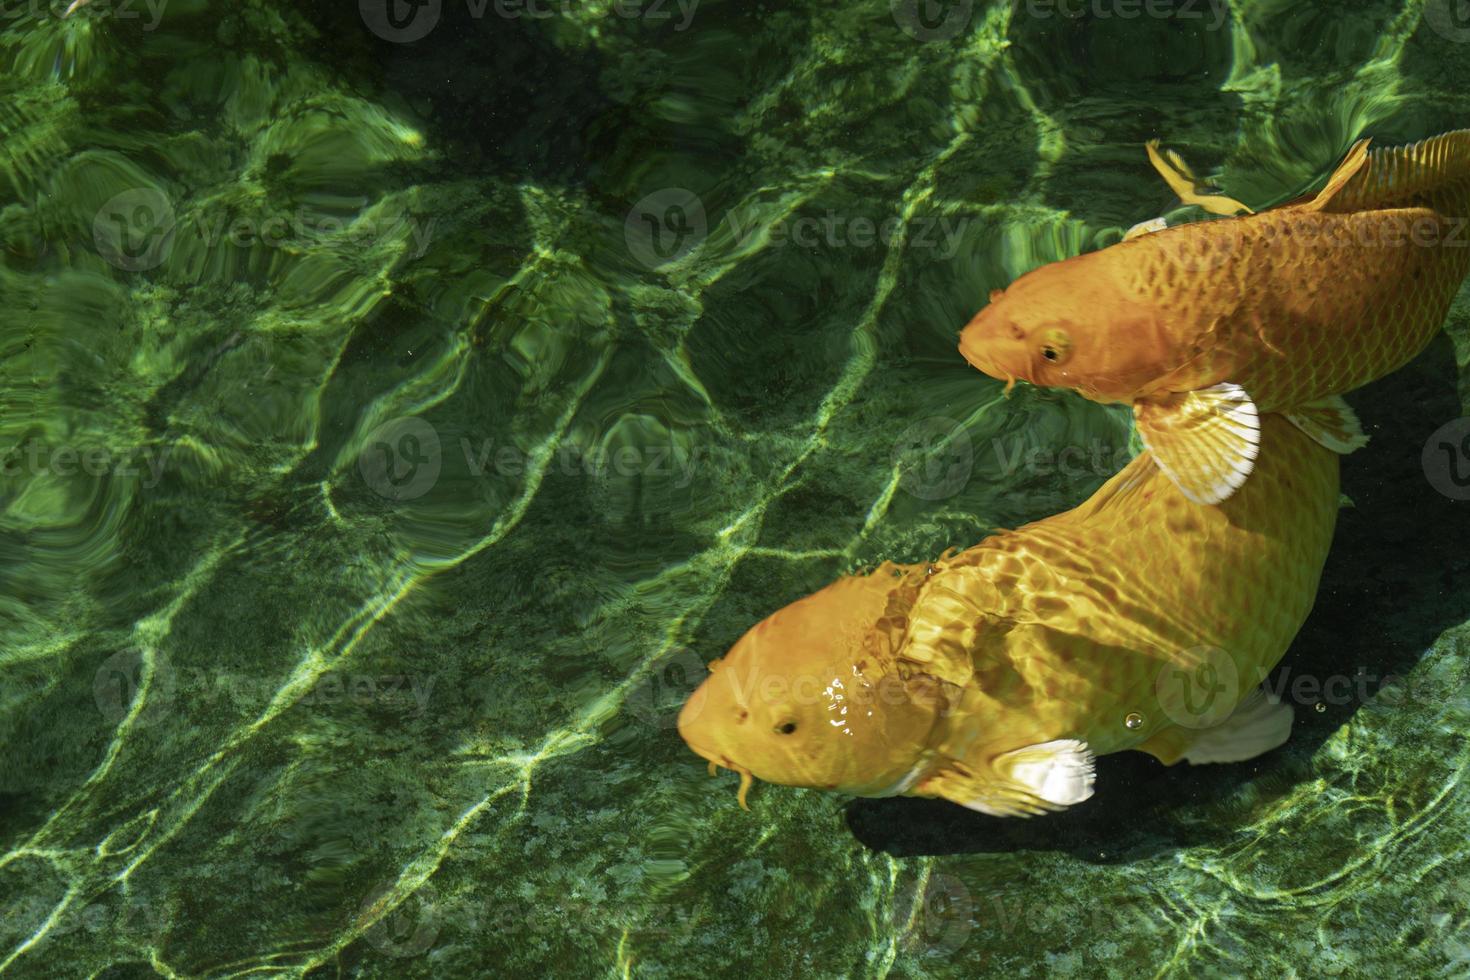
[2,0,1470,976]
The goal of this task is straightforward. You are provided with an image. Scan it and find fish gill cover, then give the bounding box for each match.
[0,0,1467,977]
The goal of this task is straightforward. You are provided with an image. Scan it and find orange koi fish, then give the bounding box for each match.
[677,415,1339,815]
[958,131,1470,504]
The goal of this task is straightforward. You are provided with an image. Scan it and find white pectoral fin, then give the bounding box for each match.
[995,739,1097,807]
[922,740,1096,817]
[1133,383,1261,505]
[1182,688,1294,764]
[1285,396,1369,454]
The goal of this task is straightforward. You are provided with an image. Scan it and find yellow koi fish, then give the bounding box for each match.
[958,130,1470,504]
[676,415,1338,815]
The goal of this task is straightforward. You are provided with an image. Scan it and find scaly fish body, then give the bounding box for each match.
[959,130,1470,505]
[1093,206,1470,409]
[677,415,1339,815]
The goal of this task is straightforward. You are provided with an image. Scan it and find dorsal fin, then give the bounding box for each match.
[1309,129,1470,213]
[1301,138,1372,211]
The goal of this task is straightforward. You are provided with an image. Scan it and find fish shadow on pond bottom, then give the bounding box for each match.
[848,336,1470,861]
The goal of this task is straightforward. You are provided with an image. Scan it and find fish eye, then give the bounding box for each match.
[1039,327,1072,364]
[774,720,798,735]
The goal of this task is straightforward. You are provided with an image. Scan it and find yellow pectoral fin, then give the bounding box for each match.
[918,740,1096,817]
[1145,140,1254,217]
[1284,396,1369,455]
[1133,383,1261,505]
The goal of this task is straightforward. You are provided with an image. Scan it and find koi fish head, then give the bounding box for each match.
[676,565,941,808]
[957,253,1167,403]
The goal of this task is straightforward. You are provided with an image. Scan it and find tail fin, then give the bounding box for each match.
[1312,129,1470,214]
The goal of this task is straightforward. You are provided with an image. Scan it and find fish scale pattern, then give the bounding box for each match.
[902,415,1339,764]
[1118,177,1470,411]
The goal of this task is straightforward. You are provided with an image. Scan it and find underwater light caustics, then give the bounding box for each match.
[959,129,1470,505]
[677,415,1340,816]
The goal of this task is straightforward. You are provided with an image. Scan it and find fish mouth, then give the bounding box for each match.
[957,338,989,373]
[702,753,755,810]
[682,740,757,811]
[957,340,1017,396]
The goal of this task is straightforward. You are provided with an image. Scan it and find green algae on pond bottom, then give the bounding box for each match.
[0,0,1469,976]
